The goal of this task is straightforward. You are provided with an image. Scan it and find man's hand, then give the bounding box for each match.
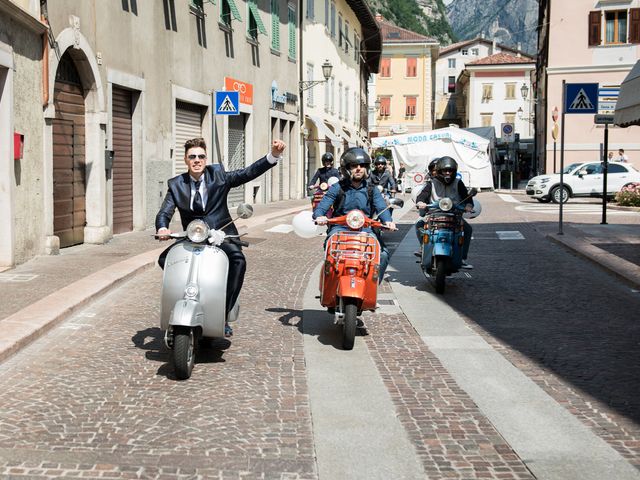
[315,216,328,225]
[384,221,397,231]
[416,201,427,209]
[271,140,286,158]
[464,204,474,213]
[157,227,172,241]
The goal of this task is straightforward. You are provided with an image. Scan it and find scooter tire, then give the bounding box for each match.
[435,258,449,294]
[173,326,195,380]
[342,300,358,351]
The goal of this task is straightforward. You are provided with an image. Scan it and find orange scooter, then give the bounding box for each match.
[319,200,402,350]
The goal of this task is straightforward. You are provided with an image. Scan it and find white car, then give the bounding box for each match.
[526,162,640,203]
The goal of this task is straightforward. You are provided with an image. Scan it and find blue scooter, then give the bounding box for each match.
[418,190,477,294]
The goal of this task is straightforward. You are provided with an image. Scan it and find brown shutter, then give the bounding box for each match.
[630,8,640,44]
[589,10,601,46]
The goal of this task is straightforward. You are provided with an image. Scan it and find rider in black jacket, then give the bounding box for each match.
[308,152,340,189]
[369,155,397,195]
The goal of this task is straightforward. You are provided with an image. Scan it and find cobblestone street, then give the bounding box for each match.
[0,193,639,479]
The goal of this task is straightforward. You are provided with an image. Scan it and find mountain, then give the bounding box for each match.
[368,0,456,45]
[447,0,539,54]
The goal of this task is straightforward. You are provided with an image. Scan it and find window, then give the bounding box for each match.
[345,87,349,122]
[380,58,391,77]
[122,0,138,15]
[481,113,492,127]
[306,64,314,106]
[306,0,314,20]
[405,96,417,117]
[338,14,343,47]
[324,79,330,112]
[504,113,516,124]
[482,84,493,102]
[447,75,456,94]
[330,2,336,38]
[324,0,329,27]
[471,48,479,55]
[220,0,242,27]
[505,83,516,100]
[608,164,628,173]
[447,102,457,117]
[354,34,360,62]
[345,22,349,53]
[379,97,391,117]
[461,49,468,56]
[406,57,417,77]
[606,10,627,44]
[448,58,456,68]
[271,0,280,51]
[288,4,296,59]
[248,0,267,40]
[331,77,335,114]
[338,83,343,118]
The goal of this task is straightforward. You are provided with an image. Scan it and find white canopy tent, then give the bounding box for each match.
[614,60,640,127]
[371,127,494,189]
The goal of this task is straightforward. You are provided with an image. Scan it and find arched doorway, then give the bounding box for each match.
[52,52,86,247]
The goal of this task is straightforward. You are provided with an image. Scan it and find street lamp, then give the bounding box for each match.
[517,106,534,123]
[374,97,381,111]
[521,83,529,101]
[299,59,333,92]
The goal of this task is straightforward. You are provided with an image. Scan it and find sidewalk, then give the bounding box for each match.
[0,198,310,363]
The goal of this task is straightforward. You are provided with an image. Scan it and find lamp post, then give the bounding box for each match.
[299,59,333,92]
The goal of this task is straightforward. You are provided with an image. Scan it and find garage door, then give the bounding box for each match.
[227,113,246,206]
[53,53,86,248]
[112,87,133,234]
[175,101,204,175]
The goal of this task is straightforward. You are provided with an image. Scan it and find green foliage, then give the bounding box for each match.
[373,0,456,44]
[615,183,640,207]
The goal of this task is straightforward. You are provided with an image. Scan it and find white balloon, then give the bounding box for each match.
[292,210,321,238]
[463,198,482,219]
[327,176,340,186]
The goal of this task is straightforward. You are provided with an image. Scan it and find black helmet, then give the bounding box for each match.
[436,156,458,185]
[340,147,371,180]
[321,152,334,165]
[427,158,439,176]
[374,155,387,166]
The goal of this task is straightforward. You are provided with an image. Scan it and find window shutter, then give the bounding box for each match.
[630,8,640,44]
[406,58,417,77]
[589,10,601,46]
[271,0,280,51]
[288,5,296,58]
[380,97,390,116]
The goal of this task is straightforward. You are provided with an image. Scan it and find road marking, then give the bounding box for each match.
[265,224,294,233]
[498,194,521,203]
[516,204,627,215]
[0,274,39,282]
[497,230,525,240]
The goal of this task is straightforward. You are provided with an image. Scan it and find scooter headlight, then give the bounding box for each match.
[186,219,210,243]
[438,198,454,211]
[346,210,366,230]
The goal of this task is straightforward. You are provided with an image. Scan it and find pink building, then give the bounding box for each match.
[539,0,640,172]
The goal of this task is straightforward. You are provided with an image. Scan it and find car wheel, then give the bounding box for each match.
[551,186,569,204]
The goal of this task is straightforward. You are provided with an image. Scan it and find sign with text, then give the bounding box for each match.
[598,85,619,114]
[224,77,253,105]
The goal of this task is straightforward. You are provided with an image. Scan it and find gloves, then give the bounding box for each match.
[208,229,226,246]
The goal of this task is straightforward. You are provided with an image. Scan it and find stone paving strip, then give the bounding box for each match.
[388,228,640,480]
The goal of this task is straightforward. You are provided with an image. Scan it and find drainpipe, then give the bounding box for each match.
[41,13,49,107]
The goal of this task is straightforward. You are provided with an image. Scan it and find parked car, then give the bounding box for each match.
[526,162,640,203]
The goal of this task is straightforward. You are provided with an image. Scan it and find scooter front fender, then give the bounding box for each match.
[433,242,453,257]
[337,276,368,308]
[169,299,205,330]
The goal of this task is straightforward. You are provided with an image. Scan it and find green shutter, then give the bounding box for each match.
[271,0,280,50]
[248,1,267,35]
[226,0,242,21]
[288,5,296,59]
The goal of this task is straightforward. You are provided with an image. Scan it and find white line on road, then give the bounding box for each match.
[302,264,425,480]
[497,194,521,203]
[516,204,627,215]
[496,230,525,240]
[265,224,294,233]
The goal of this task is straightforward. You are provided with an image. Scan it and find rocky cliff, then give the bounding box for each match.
[447,0,539,54]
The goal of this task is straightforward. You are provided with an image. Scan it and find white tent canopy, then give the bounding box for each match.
[614,60,640,127]
[372,127,494,189]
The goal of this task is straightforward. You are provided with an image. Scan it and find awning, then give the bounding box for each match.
[248,1,267,35]
[307,115,342,148]
[341,127,358,148]
[227,0,242,22]
[614,60,640,127]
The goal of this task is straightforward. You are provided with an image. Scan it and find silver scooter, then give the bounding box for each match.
[158,204,253,380]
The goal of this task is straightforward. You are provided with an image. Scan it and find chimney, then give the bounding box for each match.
[516,42,521,56]
[491,38,496,54]
[376,14,383,22]
[480,32,485,39]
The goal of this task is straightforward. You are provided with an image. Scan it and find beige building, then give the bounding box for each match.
[300,0,380,183]
[1,0,301,268]
[372,16,439,137]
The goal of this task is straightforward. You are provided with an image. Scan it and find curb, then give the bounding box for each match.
[547,233,640,290]
[0,205,308,364]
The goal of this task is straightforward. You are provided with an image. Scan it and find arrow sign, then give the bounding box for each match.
[565,83,598,114]
[215,91,240,116]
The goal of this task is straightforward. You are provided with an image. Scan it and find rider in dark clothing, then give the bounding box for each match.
[369,155,397,195]
[308,152,340,189]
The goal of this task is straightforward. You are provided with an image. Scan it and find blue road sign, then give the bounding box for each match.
[565,83,598,114]
[215,91,240,115]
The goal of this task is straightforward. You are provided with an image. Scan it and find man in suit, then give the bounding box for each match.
[156,137,286,336]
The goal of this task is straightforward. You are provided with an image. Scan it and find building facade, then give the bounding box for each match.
[372,16,439,138]
[538,0,640,173]
[1,0,302,268]
[300,0,380,184]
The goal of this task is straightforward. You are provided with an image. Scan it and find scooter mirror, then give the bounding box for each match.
[389,198,404,209]
[469,187,478,197]
[236,203,254,219]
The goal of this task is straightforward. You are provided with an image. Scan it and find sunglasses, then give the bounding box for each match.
[187,154,206,160]
[349,164,365,170]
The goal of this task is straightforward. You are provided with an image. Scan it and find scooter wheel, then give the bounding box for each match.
[342,299,358,350]
[173,326,195,380]
[435,258,449,294]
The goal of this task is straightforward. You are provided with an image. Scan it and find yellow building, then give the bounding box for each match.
[372,16,439,137]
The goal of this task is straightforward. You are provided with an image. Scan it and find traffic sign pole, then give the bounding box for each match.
[559,80,566,235]
[601,122,608,225]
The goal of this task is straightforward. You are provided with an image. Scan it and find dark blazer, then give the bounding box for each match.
[155,156,275,236]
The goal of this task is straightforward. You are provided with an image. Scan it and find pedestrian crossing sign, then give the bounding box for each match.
[564,83,598,114]
[215,91,240,115]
